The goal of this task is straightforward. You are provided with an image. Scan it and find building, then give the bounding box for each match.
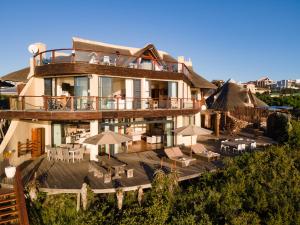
[0,37,216,165]
[255,76,274,89]
[276,79,300,89]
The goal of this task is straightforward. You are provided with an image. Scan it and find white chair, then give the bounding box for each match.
[147,136,156,144]
[103,56,110,65]
[220,140,230,152]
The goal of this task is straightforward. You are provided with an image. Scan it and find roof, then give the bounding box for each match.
[72,37,177,62]
[1,67,30,82]
[188,68,217,89]
[207,79,268,110]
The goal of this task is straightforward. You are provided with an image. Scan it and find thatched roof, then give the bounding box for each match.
[1,67,29,82]
[188,69,217,89]
[207,79,268,110]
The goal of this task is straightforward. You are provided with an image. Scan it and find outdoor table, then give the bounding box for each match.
[222,141,245,151]
[69,149,80,163]
[100,156,126,179]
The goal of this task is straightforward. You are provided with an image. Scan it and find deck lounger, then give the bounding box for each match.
[191,144,220,161]
[164,147,196,167]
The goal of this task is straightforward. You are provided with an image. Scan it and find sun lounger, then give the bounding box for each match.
[164,147,196,167]
[191,143,220,161]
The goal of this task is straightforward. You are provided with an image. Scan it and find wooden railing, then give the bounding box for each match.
[13,167,29,225]
[9,96,203,112]
[18,139,36,157]
[33,48,194,80]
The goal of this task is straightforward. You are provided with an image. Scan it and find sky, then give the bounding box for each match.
[0,0,299,82]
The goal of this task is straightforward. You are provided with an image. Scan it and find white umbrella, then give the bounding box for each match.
[84,130,132,158]
[174,125,212,146]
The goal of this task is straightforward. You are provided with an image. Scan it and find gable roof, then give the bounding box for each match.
[207,79,268,110]
[1,67,30,82]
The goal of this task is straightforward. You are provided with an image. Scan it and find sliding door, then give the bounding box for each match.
[74,76,89,110]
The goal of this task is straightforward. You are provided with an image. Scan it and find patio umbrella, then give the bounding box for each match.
[83,130,132,158]
[174,125,212,146]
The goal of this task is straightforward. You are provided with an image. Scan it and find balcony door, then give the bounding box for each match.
[133,79,141,109]
[74,76,89,110]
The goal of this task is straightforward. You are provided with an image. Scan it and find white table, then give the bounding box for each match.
[69,149,80,163]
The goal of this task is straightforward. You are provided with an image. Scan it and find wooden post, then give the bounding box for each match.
[96,97,99,111]
[18,141,21,157]
[70,97,74,111]
[51,50,55,63]
[76,193,80,212]
[21,96,25,110]
[214,112,220,137]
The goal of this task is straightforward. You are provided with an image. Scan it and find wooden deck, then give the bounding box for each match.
[0,150,217,194]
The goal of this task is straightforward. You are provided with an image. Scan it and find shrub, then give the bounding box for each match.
[267,112,291,143]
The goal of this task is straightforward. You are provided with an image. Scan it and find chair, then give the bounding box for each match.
[147,136,156,144]
[220,140,230,152]
[74,148,84,161]
[48,148,57,161]
[164,147,196,167]
[104,172,112,183]
[62,148,70,162]
[103,56,110,65]
[126,168,134,178]
[55,148,63,161]
[191,144,220,161]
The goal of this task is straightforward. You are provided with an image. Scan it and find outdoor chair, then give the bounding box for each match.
[220,140,230,152]
[125,168,134,178]
[62,148,71,162]
[104,172,112,183]
[55,148,64,161]
[191,143,220,161]
[164,147,196,167]
[74,148,84,161]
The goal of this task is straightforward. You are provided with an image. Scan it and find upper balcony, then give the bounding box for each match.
[33,49,194,83]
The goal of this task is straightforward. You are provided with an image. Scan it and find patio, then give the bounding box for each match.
[0,149,217,194]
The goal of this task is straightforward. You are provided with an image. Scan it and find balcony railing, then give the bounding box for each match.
[8,96,203,112]
[33,48,193,80]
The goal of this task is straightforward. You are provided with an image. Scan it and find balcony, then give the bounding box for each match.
[0,96,204,120]
[33,49,193,81]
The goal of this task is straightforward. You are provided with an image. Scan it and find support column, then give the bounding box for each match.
[140,78,146,109]
[176,115,183,145]
[89,120,99,161]
[214,112,220,137]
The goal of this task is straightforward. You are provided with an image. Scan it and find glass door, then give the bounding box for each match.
[74,76,89,110]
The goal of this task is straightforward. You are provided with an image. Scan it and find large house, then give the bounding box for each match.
[0,37,216,165]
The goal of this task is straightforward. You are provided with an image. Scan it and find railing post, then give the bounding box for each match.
[180,98,183,109]
[21,96,25,110]
[117,97,119,110]
[52,50,55,63]
[43,96,48,111]
[70,97,74,111]
[193,99,195,109]
[39,54,42,65]
[96,97,99,110]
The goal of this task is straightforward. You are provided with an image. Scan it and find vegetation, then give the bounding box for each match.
[256,93,300,109]
[266,112,291,143]
[27,143,300,225]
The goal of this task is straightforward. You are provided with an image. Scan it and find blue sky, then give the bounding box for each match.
[0,0,299,82]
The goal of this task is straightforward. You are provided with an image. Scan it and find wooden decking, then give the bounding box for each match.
[0,150,217,194]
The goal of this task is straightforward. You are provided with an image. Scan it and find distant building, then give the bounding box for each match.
[276,79,300,89]
[240,81,270,94]
[255,76,274,88]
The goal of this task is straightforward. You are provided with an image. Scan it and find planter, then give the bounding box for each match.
[5,166,16,178]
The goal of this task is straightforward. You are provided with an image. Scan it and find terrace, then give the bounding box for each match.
[33,48,194,81]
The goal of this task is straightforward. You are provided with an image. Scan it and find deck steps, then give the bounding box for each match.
[0,189,19,225]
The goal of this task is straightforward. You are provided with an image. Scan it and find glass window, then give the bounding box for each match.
[44,78,52,96]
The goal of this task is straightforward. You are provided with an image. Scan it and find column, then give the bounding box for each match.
[89,120,99,161]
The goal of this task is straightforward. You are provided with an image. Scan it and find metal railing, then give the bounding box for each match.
[33,48,193,80]
[8,96,202,111]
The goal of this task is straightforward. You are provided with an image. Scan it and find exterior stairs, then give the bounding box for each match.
[0,189,19,224]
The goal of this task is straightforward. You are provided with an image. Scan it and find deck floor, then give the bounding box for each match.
[0,150,217,193]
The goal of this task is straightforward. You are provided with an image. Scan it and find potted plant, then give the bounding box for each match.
[3,149,16,178]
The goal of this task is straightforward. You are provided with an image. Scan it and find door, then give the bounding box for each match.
[74,76,89,110]
[31,128,45,158]
[133,79,141,109]
[53,124,63,147]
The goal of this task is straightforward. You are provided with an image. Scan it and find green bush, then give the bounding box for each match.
[288,120,300,148]
[267,112,291,143]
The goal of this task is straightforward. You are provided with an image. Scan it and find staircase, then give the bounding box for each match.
[0,168,29,225]
[0,189,18,224]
